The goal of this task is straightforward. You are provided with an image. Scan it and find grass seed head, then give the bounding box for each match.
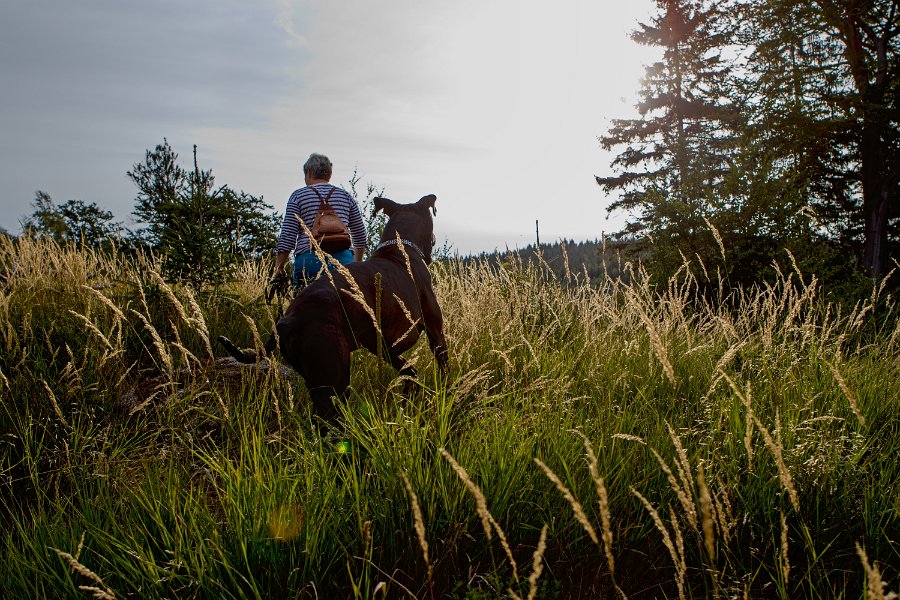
[534,457,599,546]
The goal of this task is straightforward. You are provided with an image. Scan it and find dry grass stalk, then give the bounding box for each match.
[780,511,790,589]
[82,286,125,324]
[703,216,727,263]
[631,488,685,600]
[0,365,10,391]
[42,379,69,429]
[69,310,113,351]
[242,313,266,359]
[171,323,200,369]
[889,318,900,351]
[509,524,549,600]
[628,296,676,384]
[826,360,866,427]
[439,448,493,540]
[339,281,379,333]
[581,436,616,578]
[50,546,117,599]
[666,423,697,523]
[213,390,230,420]
[130,309,173,378]
[266,306,281,359]
[150,270,190,324]
[752,412,799,511]
[78,585,116,600]
[534,458,599,545]
[453,365,491,398]
[612,433,646,445]
[273,391,283,432]
[128,386,163,416]
[297,220,332,283]
[285,384,295,412]
[714,341,746,373]
[488,515,518,582]
[521,335,539,368]
[390,293,420,348]
[715,487,736,546]
[182,286,214,360]
[671,510,687,595]
[856,542,897,600]
[721,373,755,467]
[650,448,697,530]
[400,473,433,582]
[395,232,415,282]
[74,531,85,561]
[440,449,518,580]
[697,466,715,562]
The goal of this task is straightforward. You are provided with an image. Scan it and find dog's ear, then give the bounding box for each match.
[416,194,437,216]
[373,197,400,217]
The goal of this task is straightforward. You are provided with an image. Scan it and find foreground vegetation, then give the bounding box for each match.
[0,236,898,599]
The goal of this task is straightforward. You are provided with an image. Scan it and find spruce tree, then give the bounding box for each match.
[128,141,280,289]
[596,0,736,280]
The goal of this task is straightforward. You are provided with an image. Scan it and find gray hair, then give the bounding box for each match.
[303,153,333,180]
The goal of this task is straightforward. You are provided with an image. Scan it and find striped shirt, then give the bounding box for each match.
[275,183,368,255]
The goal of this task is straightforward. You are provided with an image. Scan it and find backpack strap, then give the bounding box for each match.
[310,186,336,205]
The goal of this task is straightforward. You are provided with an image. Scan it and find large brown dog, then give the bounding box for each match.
[218,194,449,426]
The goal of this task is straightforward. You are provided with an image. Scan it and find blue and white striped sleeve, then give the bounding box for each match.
[275,194,300,254]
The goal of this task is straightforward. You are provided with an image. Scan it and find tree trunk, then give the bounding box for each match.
[863,192,890,277]
[819,0,899,278]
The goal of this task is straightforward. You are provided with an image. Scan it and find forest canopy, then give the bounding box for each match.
[597,0,899,287]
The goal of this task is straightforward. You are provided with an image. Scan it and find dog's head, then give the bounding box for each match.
[373,194,437,263]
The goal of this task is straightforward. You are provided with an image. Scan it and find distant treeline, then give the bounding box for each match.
[464,239,632,284]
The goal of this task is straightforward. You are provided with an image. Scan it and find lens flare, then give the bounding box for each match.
[267,506,303,540]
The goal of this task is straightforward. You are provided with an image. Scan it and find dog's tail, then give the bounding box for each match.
[217,334,278,364]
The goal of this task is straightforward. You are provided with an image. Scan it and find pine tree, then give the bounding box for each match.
[128,138,189,249]
[128,141,281,289]
[596,0,736,279]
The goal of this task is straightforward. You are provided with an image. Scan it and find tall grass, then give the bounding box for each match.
[1,235,898,598]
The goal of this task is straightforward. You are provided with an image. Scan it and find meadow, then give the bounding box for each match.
[0,235,898,599]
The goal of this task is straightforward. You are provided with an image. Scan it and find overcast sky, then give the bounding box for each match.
[0,0,656,254]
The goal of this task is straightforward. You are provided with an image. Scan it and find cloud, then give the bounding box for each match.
[273,0,309,48]
[193,1,656,253]
[0,0,305,229]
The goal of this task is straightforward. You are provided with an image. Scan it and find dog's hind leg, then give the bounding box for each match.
[421,296,450,377]
[424,323,449,377]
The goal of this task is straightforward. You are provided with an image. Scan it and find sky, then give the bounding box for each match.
[0,0,657,255]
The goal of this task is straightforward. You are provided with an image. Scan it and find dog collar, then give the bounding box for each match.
[375,238,426,260]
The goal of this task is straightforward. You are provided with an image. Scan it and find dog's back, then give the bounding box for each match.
[282,252,433,358]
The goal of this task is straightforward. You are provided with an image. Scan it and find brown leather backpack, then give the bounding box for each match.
[309,187,352,253]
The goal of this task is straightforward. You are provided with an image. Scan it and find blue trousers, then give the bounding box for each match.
[292,249,355,287]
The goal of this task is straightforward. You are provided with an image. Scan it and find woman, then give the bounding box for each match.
[272,153,368,287]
